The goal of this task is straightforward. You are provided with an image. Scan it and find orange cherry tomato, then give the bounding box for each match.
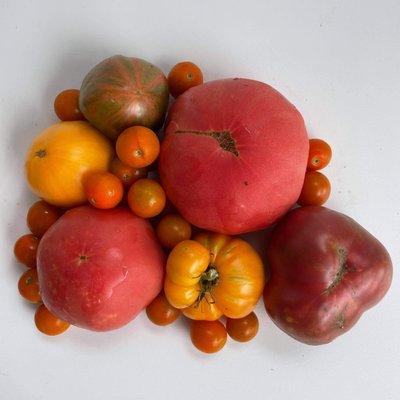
[298,171,331,206]
[54,89,85,121]
[14,234,39,268]
[27,200,61,238]
[190,320,227,354]
[127,178,166,218]
[307,139,332,171]
[84,172,123,209]
[18,268,41,303]
[34,304,70,336]
[146,292,181,326]
[156,214,192,249]
[116,126,160,168]
[110,157,147,187]
[168,62,203,98]
[226,312,259,342]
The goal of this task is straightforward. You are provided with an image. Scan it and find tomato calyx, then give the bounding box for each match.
[35,149,47,158]
[175,130,239,156]
[195,265,219,307]
[311,155,321,168]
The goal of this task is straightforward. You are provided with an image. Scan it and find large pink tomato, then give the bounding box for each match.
[159,78,309,234]
[37,206,165,331]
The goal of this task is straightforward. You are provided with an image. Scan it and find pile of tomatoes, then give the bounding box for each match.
[13,60,333,353]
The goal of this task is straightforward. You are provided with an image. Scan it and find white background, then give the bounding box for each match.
[1,1,399,399]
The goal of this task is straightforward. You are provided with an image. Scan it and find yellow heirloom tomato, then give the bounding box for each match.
[164,232,265,321]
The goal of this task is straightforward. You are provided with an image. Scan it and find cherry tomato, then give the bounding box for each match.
[27,200,61,238]
[116,126,160,168]
[34,304,70,336]
[127,178,166,218]
[226,312,259,342]
[18,268,41,303]
[14,234,39,268]
[307,139,332,171]
[168,62,203,98]
[156,214,191,249]
[298,171,331,206]
[110,157,147,187]
[146,292,181,326]
[84,172,123,209]
[190,320,227,354]
[53,89,85,121]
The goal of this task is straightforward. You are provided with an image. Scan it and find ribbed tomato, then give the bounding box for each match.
[164,232,265,320]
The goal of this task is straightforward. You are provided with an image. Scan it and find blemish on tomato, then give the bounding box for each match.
[174,129,239,156]
[76,254,89,265]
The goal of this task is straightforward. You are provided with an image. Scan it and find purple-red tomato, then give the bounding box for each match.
[264,206,392,345]
[79,55,169,140]
[37,206,165,331]
[159,78,309,234]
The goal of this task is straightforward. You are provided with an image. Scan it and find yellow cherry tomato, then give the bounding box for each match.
[164,232,265,321]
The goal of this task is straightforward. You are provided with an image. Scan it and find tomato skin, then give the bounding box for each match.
[127,179,166,218]
[34,304,70,335]
[307,139,332,171]
[14,234,39,268]
[226,312,259,342]
[18,268,41,303]
[110,157,147,187]
[156,214,191,249]
[84,172,123,209]
[264,206,392,345]
[116,126,160,168]
[164,233,265,320]
[146,292,181,326]
[54,89,85,121]
[79,55,169,140]
[37,206,165,331]
[298,171,331,206]
[168,62,203,98]
[27,201,61,238]
[25,121,113,208]
[190,320,227,353]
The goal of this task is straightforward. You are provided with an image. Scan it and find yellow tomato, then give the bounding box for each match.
[164,232,265,321]
[25,121,113,207]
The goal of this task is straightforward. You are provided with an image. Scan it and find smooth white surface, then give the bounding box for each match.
[1,1,399,399]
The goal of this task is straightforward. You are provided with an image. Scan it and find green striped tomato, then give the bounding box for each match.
[79,55,169,139]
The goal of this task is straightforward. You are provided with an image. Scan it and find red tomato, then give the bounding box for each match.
[307,139,332,171]
[156,214,191,249]
[18,268,41,303]
[84,172,123,209]
[54,89,85,121]
[110,157,147,187]
[168,62,203,98]
[37,206,165,332]
[264,206,392,344]
[226,312,259,342]
[14,234,39,268]
[127,179,166,218]
[298,171,331,206]
[27,200,61,238]
[146,292,181,326]
[190,320,227,353]
[34,304,70,336]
